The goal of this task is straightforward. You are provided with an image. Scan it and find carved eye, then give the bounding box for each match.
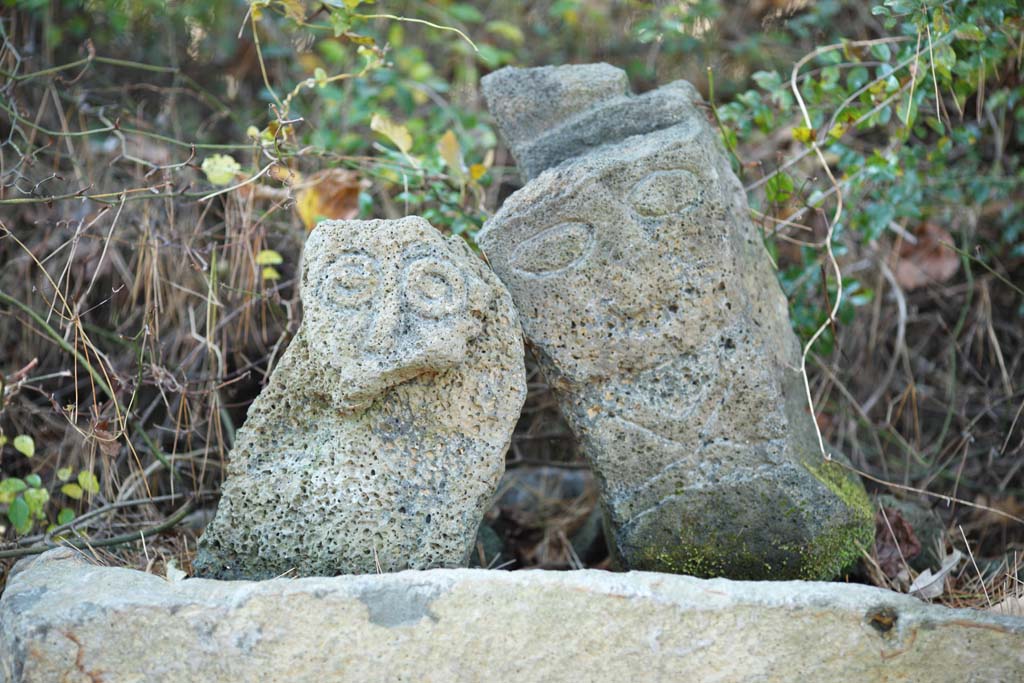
[404,259,465,319]
[628,170,703,217]
[508,222,594,276]
[325,253,378,306]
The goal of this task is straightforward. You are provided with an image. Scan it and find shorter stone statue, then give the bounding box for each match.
[195,217,526,579]
[479,64,873,579]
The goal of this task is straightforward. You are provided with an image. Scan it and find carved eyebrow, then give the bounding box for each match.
[325,249,374,264]
[398,243,447,264]
[317,251,377,276]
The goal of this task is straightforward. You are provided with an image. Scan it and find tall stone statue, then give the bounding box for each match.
[478,64,873,579]
[195,217,526,579]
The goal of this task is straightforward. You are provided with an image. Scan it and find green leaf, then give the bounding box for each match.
[7,496,31,534]
[25,473,42,488]
[476,44,509,68]
[765,172,795,204]
[314,67,328,88]
[847,66,869,91]
[78,471,100,496]
[820,66,840,88]
[57,467,73,482]
[328,11,352,37]
[24,488,49,518]
[13,434,34,458]
[317,39,347,63]
[883,0,915,16]
[447,4,484,23]
[201,154,241,186]
[485,20,524,44]
[0,478,27,504]
[61,483,84,500]
[955,23,985,41]
[752,70,782,91]
[0,478,27,495]
[57,508,75,526]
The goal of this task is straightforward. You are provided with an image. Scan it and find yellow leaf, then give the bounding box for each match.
[792,126,816,144]
[255,249,283,266]
[437,130,465,184]
[344,32,376,47]
[828,124,845,140]
[370,113,413,155]
[275,0,305,23]
[268,165,301,185]
[201,154,241,186]
[470,149,494,182]
[56,467,73,482]
[261,266,282,281]
[297,53,322,74]
[78,471,100,496]
[61,483,83,500]
[261,121,295,145]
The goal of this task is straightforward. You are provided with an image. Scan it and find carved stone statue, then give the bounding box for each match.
[195,217,526,579]
[478,64,873,579]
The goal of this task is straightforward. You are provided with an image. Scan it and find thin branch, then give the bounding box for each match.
[0,496,195,560]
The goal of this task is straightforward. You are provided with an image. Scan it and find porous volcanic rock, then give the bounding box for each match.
[195,217,526,578]
[478,64,873,579]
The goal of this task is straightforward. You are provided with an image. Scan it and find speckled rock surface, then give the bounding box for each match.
[4,549,1024,683]
[481,63,700,181]
[478,64,873,579]
[195,217,526,578]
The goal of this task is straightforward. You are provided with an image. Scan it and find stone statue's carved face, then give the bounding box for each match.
[481,124,735,381]
[302,218,492,404]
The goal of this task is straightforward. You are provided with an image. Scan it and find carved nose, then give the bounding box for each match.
[362,292,402,354]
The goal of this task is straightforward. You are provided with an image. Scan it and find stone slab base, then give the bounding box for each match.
[2,549,1021,682]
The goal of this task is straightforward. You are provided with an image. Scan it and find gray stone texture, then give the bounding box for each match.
[195,217,526,578]
[478,64,873,579]
[4,549,1023,682]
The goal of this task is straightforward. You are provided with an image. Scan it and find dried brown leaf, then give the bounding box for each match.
[295,169,367,231]
[890,221,960,291]
[875,507,922,578]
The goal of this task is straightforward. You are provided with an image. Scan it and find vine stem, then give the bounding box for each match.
[355,14,478,52]
[789,42,856,461]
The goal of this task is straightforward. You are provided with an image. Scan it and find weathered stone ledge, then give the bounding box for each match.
[2,548,1021,682]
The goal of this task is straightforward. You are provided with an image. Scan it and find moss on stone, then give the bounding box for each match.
[804,458,873,519]
[636,538,776,580]
[798,458,875,579]
[632,459,874,581]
